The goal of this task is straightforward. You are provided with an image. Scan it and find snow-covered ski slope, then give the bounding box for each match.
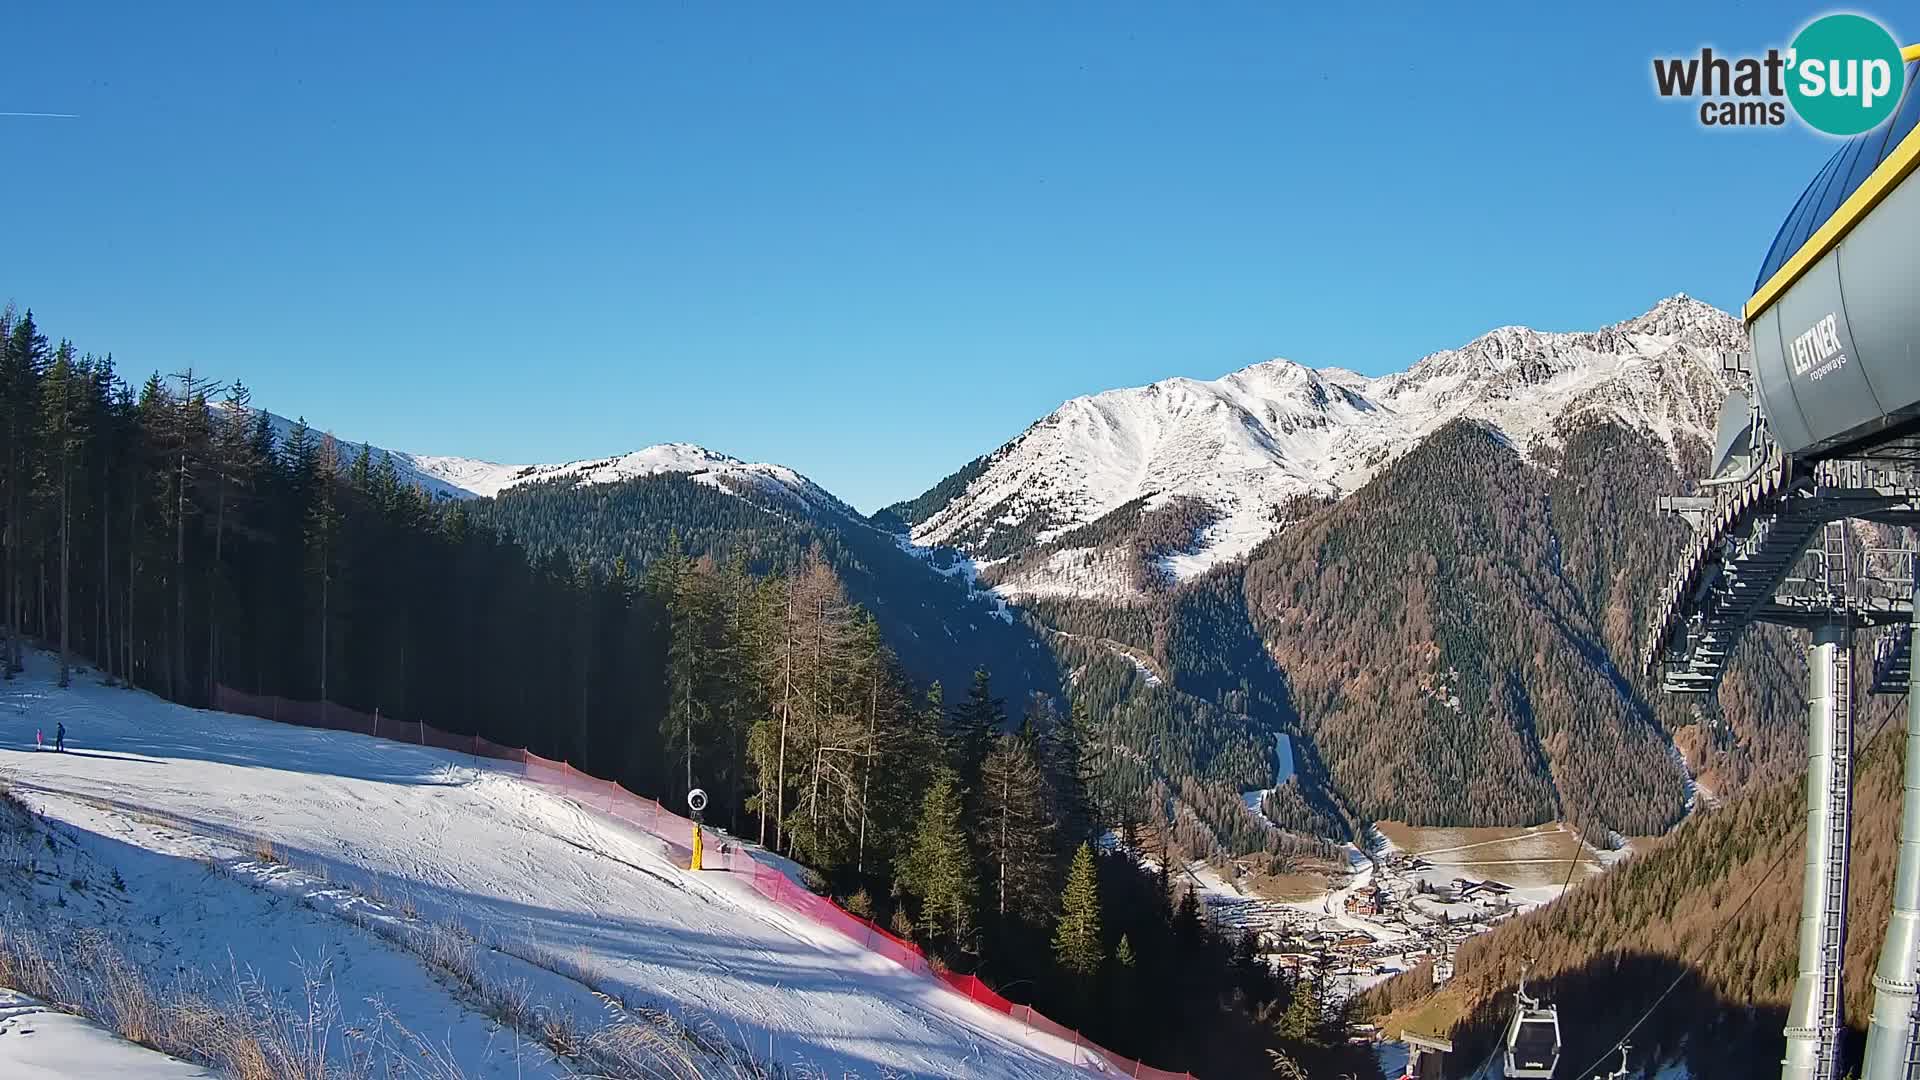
[0,655,1089,1079]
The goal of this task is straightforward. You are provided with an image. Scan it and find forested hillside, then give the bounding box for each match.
[1235,411,1824,840]
[468,472,1059,706]
[1360,660,1906,1079]
[467,469,1351,868]
[0,303,1382,1079]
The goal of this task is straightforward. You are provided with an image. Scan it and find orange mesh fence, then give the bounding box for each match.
[210,686,1193,1079]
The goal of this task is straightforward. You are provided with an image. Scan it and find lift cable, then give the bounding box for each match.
[1564,693,1905,1079]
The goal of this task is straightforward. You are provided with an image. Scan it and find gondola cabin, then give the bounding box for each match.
[1504,1001,1561,1078]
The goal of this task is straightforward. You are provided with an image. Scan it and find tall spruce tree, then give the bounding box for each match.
[2,311,49,677]
[1044,694,1101,851]
[1054,841,1105,980]
[38,344,86,687]
[306,434,343,707]
[950,667,1004,791]
[897,772,976,948]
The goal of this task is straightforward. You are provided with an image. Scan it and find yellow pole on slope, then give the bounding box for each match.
[686,787,708,871]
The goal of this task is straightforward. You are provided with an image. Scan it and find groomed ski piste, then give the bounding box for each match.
[0,651,1092,1078]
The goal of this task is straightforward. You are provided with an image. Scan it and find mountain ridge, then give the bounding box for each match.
[893,294,1741,601]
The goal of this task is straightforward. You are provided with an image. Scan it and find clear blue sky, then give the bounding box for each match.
[1,2,1891,511]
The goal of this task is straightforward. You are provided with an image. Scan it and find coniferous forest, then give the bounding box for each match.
[0,305,1381,1077]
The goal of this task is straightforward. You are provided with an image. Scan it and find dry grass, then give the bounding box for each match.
[0,773,28,818]
[0,917,378,1079]
[0,802,798,1078]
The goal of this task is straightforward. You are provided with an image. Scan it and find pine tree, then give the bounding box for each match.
[206,381,258,696]
[162,369,216,702]
[897,773,976,947]
[1054,841,1104,979]
[951,667,1004,789]
[1274,975,1323,1047]
[655,537,717,795]
[979,733,1057,924]
[2,311,49,677]
[1174,887,1203,948]
[306,434,343,707]
[1044,694,1101,850]
[38,344,87,687]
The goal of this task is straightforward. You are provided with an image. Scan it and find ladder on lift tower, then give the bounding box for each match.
[1818,521,1854,1080]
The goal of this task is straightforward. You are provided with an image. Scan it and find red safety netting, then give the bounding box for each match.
[210,686,1194,1079]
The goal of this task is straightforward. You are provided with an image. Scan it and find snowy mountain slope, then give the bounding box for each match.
[899,295,1740,599]
[0,656,1088,1079]
[409,443,854,516]
[239,408,848,515]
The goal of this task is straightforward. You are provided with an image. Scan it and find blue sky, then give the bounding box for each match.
[0,2,1892,511]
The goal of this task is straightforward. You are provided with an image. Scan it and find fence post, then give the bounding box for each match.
[472,733,479,765]
[373,707,379,740]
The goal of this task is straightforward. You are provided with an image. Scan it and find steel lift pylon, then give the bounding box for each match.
[1650,377,1920,1080]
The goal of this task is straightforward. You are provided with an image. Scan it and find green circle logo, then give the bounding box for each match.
[1787,14,1906,135]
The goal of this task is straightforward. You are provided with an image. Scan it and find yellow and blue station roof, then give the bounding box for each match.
[1748,46,1920,322]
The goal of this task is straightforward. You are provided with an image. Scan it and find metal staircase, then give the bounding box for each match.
[1874,625,1915,696]
[1650,459,1920,696]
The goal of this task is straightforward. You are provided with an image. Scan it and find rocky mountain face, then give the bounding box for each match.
[892,295,1742,603]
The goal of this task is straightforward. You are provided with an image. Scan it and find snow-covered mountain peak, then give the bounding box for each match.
[905,295,1742,601]
[407,441,850,514]
[239,409,848,518]
[1613,292,1747,351]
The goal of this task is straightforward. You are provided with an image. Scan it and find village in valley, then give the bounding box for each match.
[1172,821,1631,1004]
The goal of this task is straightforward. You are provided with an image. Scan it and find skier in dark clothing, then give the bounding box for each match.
[54,723,63,753]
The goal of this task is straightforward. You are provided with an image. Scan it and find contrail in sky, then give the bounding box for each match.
[0,112,78,119]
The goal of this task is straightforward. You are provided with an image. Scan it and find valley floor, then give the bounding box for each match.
[0,654,1087,1079]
